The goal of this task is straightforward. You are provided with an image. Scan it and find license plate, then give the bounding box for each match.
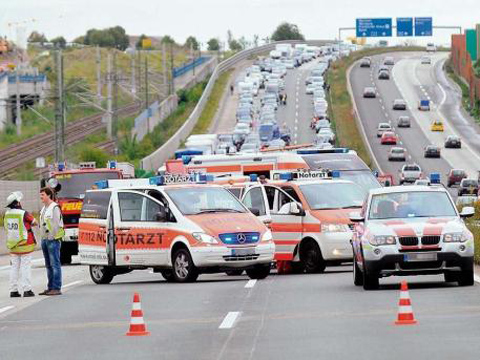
[404,253,437,262]
[231,248,255,256]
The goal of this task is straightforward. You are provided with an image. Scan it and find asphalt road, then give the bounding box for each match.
[2,264,480,360]
[349,51,480,199]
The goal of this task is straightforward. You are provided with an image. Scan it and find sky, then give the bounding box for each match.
[0,0,478,47]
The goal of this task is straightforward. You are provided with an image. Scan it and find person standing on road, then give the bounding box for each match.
[39,187,64,296]
[3,192,37,298]
[230,84,234,95]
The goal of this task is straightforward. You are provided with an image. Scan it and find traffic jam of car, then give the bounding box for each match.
[48,43,475,293]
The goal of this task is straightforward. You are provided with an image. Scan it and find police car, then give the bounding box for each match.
[350,179,475,290]
[78,174,275,284]
[228,170,366,273]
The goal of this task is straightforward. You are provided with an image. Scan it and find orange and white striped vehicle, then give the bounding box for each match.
[226,170,367,273]
[185,152,308,178]
[78,175,275,284]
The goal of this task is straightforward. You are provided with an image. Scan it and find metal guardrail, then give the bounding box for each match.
[140,40,333,171]
[173,56,210,78]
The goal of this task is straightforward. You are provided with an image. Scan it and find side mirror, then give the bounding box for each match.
[460,206,475,218]
[249,208,261,216]
[155,208,167,222]
[262,217,272,229]
[372,170,379,177]
[289,202,305,216]
[349,211,365,223]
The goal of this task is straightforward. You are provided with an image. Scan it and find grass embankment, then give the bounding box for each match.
[326,46,424,168]
[191,69,234,134]
[444,59,480,122]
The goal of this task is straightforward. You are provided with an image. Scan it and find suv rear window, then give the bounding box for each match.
[81,191,111,219]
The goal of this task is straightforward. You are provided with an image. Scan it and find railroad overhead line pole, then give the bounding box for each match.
[54,49,65,162]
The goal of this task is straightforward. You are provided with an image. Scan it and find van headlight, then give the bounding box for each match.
[321,223,350,233]
[369,235,396,246]
[261,230,272,242]
[443,232,469,243]
[192,233,218,244]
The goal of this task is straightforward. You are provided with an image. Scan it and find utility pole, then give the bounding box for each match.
[131,53,136,96]
[96,45,102,104]
[190,42,195,76]
[145,51,150,133]
[106,52,112,139]
[112,51,118,150]
[162,43,167,98]
[15,56,22,136]
[170,43,174,95]
[54,49,65,162]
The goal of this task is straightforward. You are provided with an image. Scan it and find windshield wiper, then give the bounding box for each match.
[196,208,244,214]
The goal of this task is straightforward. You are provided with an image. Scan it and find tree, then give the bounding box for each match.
[253,34,259,48]
[51,36,67,49]
[229,39,243,52]
[271,22,305,41]
[28,31,48,44]
[207,38,220,51]
[83,26,129,50]
[72,35,85,44]
[184,36,199,51]
[161,35,175,45]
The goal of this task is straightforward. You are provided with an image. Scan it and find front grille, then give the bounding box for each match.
[223,255,260,261]
[219,232,260,245]
[400,260,443,270]
[421,235,441,245]
[399,236,418,246]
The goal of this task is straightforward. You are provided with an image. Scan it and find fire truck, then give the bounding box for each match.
[44,161,134,264]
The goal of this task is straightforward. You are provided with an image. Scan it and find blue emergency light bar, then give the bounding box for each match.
[331,170,340,178]
[249,174,258,181]
[107,160,117,169]
[296,148,350,155]
[95,180,109,189]
[58,162,66,171]
[429,172,441,184]
[149,173,214,186]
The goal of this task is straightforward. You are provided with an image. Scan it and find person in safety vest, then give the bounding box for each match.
[39,187,65,296]
[3,191,37,298]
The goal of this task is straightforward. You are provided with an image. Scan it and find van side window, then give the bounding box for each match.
[144,197,164,222]
[81,191,111,219]
[243,187,266,216]
[147,190,176,222]
[118,193,143,221]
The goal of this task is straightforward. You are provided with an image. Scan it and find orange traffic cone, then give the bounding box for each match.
[126,293,150,336]
[394,281,418,325]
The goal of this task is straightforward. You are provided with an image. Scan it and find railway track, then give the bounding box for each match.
[0,103,140,179]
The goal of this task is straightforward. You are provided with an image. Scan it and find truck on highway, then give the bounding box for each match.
[44,161,134,263]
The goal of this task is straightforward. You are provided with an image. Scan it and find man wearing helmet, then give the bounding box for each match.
[3,191,38,298]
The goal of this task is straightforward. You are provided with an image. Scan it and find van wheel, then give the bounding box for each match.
[89,265,114,284]
[161,270,175,282]
[301,240,326,273]
[246,264,270,280]
[353,258,363,286]
[225,270,244,276]
[172,249,198,283]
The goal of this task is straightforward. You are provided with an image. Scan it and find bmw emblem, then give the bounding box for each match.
[237,233,247,244]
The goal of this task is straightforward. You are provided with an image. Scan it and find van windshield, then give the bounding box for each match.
[299,182,365,210]
[55,171,121,199]
[165,187,247,215]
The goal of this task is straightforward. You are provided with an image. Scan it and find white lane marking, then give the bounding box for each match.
[474,274,480,284]
[408,155,412,160]
[0,306,14,315]
[379,98,383,103]
[63,280,83,288]
[296,103,299,109]
[295,111,298,117]
[399,141,403,145]
[32,259,43,264]
[384,112,389,118]
[219,311,241,329]
[0,265,10,271]
[245,280,257,288]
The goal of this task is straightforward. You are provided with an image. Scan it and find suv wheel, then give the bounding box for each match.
[362,261,379,290]
[457,269,474,286]
[161,270,175,282]
[353,257,363,286]
[172,249,199,283]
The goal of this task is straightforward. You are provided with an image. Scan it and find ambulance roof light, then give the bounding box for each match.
[249,174,258,182]
[279,173,293,181]
[95,180,109,189]
[429,172,440,184]
[58,162,65,171]
[107,160,117,169]
[331,170,340,178]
